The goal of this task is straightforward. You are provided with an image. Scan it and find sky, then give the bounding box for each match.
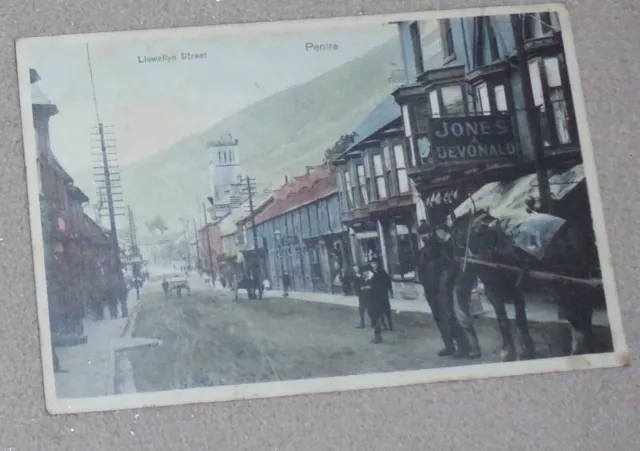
[27,24,398,179]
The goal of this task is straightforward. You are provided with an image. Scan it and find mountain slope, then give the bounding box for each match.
[74,30,441,231]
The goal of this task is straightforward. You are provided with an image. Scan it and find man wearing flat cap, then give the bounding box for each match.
[417,222,470,357]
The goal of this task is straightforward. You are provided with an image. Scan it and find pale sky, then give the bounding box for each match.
[28,24,398,179]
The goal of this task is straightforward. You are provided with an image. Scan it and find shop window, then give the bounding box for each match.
[439,19,455,58]
[388,222,416,281]
[394,145,410,193]
[528,55,574,147]
[372,154,387,199]
[356,163,369,205]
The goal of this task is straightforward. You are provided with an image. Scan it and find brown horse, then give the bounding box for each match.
[448,211,536,361]
[449,207,602,359]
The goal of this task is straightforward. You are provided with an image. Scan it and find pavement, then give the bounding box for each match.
[281,288,610,327]
[54,286,161,399]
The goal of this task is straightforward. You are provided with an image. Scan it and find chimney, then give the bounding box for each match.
[397,21,424,83]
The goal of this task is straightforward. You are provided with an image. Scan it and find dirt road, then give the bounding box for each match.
[127,279,573,393]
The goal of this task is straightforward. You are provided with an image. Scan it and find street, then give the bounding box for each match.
[126,275,567,393]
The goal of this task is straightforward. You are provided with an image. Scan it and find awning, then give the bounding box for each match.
[452,164,585,260]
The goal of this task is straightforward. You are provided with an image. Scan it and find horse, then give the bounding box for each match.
[448,211,536,362]
[448,204,603,360]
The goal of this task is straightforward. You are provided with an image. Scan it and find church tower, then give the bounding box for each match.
[207,133,241,217]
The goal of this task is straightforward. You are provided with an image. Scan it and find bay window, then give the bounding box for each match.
[383,145,393,194]
[356,163,369,205]
[372,154,387,199]
[472,81,509,115]
[343,169,354,208]
[428,84,466,117]
[528,55,575,147]
[394,145,410,193]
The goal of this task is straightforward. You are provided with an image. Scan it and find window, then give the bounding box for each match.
[474,83,491,115]
[429,90,441,117]
[473,17,499,67]
[524,12,559,40]
[429,84,466,117]
[356,164,368,204]
[472,82,508,115]
[494,85,508,112]
[439,19,455,58]
[529,55,574,147]
[388,222,416,281]
[344,170,354,208]
[441,85,465,115]
[394,145,410,193]
[372,154,387,200]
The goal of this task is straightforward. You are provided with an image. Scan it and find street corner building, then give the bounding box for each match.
[330,11,617,362]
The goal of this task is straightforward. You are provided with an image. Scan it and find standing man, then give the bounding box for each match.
[417,225,469,357]
[370,258,393,332]
[162,278,170,299]
[282,271,291,297]
[365,258,393,343]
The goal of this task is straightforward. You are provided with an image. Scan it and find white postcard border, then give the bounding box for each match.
[14,2,629,415]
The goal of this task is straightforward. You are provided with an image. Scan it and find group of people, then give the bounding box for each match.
[346,259,394,344]
[342,222,485,358]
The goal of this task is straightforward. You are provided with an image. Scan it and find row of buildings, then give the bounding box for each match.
[31,69,118,344]
[197,11,594,298]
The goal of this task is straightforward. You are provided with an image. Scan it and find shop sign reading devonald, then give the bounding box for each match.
[428,115,522,166]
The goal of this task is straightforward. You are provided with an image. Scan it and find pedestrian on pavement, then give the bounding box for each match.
[162,278,170,298]
[417,224,469,358]
[352,264,368,329]
[369,258,393,334]
[118,276,130,318]
[358,264,382,343]
[282,272,291,297]
[342,264,358,296]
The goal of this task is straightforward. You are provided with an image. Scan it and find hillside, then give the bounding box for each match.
[74,28,442,231]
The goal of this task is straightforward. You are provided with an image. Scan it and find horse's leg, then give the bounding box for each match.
[485,277,516,362]
[555,288,594,355]
[512,289,536,360]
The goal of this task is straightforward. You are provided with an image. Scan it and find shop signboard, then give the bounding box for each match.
[428,115,522,166]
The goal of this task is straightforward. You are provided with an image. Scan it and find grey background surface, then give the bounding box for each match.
[1,0,638,449]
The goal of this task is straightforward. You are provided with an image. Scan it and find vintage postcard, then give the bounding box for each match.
[16,3,628,414]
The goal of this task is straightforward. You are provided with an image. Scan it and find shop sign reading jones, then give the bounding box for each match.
[428,116,522,166]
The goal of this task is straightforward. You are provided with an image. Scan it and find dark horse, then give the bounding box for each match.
[449,202,603,360]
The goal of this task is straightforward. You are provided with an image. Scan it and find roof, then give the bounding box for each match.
[31,83,53,105]
[30,69,41,84]
[252,166,337,226]
[343,96,402,154]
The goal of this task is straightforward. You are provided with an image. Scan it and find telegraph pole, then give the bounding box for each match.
[87,43,124,275]
[511,13,552,213]
[192,218,200,268]
[202,202,214,277]
[245,175,259,250]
